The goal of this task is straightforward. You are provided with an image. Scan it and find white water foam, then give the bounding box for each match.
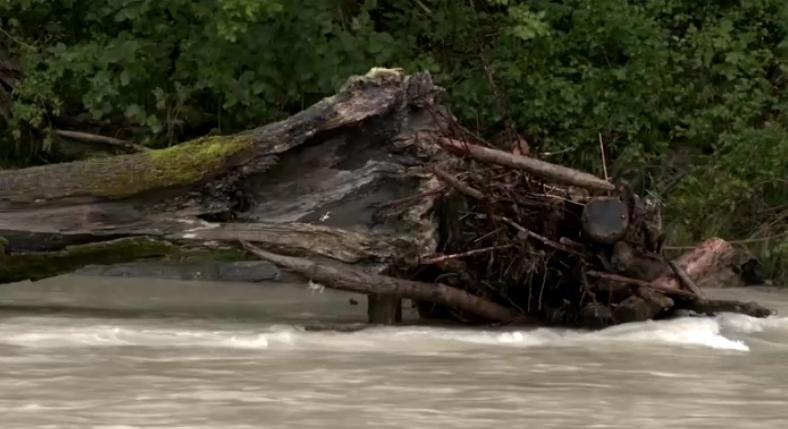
[0,321,301,350]
[2,314,787,352]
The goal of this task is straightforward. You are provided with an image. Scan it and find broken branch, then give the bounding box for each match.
[241,241,523,323]
[433,166,485,200]
[54,129,151,153]
[438,137,615,191]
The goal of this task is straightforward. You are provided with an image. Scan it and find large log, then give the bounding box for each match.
[581,197,630,244]
[0,68,413,205]
[0,69,445,282]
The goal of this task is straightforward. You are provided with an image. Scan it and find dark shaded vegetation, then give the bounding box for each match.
[1,0,785,280]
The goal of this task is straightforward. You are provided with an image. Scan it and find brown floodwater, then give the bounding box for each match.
[1,276,787,428]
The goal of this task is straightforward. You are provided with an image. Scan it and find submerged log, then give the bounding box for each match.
[241,241,522,323]
[613,287,674,323]
[367,294,403,325]
[685,299,772,318]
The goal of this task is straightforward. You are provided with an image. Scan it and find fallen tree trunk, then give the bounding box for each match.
[241,241,522,323]
[0,68,443,268]
[0,68,416,205]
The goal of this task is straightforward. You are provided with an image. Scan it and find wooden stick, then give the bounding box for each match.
[241,241,523,323]
[433,166,485,200]
[421,244,513,265]
[500,217,584,257]
[598,132,609,182]
[54,129,150,153]
[438,137,615,191]
[652,238,735,293]
[668,260,705,298]
[586,270,696,298]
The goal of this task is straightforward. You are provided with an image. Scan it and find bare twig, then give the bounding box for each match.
[54,129,150,153]
[412,0,432,14]
[598,132,609,182]
[433,166,486,200]
[500,217,584,257]
[421,244,513,265]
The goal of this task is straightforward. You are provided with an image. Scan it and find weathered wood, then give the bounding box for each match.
[610,241,669,280]
[685,299,772,318]
[76,260,280,283]
[613,287,674,323]
[433,167,485,200]
[586,270,696,298]
[0,68,413,205]
[0,69,446,284]
[581,197,629,244]
[241,241,522,323]
[652,238,735,293]
[172,222,398,264]
[438,137,615,191]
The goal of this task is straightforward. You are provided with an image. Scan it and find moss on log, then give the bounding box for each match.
[0,68,445,289]
[0,135,254,203]
[0,236,255,283]
[0,237,176,282]
[0,68,412,205]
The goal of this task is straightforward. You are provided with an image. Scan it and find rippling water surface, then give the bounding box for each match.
[1,276,787,428]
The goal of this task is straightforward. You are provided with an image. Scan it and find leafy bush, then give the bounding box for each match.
[1,0,786,279]
[0,0,404,150]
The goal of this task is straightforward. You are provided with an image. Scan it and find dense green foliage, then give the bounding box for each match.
[1,0,786,279]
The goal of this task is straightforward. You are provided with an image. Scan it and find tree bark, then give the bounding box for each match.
[0,69,446,282]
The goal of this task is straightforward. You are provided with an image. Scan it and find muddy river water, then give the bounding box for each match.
[1,276,787,428]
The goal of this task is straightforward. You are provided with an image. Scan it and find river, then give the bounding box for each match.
[1,276,787,428]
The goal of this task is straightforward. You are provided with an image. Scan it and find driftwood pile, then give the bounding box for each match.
[0,67,771,327]
[244,125,772,327]
[405,134,772,326]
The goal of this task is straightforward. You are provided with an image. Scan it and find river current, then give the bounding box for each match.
[1,276,787,428]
